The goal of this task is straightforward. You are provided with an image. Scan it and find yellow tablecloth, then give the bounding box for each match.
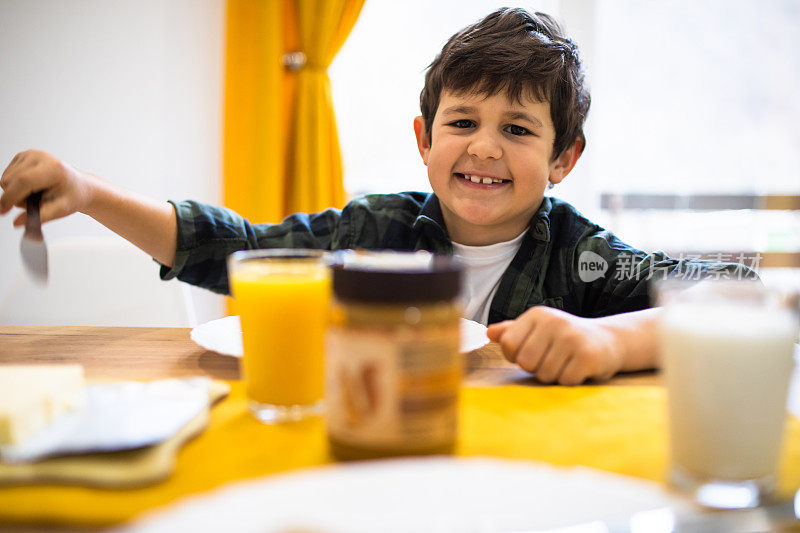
[1,382,798,526]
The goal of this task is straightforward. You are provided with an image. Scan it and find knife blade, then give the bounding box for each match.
[20,191,48,284]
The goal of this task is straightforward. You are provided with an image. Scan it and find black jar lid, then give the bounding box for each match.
[331,251,462,303]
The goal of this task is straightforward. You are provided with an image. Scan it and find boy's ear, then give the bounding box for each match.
[548,137,584,185]
[413,116,430,165]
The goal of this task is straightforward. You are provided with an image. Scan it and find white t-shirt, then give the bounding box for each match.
[451,231,526,325]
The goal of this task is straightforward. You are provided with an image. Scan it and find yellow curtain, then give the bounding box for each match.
[223,0,364,314]
[290,0,363,214]
[223,0,365,224]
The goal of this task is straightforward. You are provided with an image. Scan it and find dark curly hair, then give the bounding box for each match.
[420,8,591,160]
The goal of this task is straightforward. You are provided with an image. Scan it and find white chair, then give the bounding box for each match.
[0,236,196,327]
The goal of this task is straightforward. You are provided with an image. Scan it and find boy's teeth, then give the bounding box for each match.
[462,174,506,184]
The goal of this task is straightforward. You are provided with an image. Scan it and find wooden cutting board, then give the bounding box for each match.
[0,381,230,488]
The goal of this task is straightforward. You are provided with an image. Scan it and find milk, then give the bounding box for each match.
[661,302,797,482]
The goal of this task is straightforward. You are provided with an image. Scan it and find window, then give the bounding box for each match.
[589,0,800,275]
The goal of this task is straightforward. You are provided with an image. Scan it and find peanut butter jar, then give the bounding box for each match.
[325,251,463,460]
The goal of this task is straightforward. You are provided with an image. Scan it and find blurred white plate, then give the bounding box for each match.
[191,316,490,357]
[119,457,692,533]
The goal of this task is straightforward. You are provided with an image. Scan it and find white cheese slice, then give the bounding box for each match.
[0,364,86,446]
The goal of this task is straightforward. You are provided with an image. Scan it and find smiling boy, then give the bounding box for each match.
[417,90,574,247]
[0,8,750,385]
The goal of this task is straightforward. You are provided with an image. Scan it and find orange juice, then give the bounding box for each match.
[230,258,331,409]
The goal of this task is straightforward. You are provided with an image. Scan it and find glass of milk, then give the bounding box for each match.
[656,279,799,509]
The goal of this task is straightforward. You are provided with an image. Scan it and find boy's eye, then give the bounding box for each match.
[505,124,531,136]
[448,119,474,129]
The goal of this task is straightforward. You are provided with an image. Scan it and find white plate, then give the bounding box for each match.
[459,317,491,353]
[190,315,243,357]
[119,457,693,533]
[191,316,490,357]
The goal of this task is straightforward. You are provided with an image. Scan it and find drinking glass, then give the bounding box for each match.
[656,279,798,508]
[228,249,331,423]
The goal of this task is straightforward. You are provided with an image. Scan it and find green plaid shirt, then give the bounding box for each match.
[161,192,754,323]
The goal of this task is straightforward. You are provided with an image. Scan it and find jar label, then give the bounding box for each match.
[325,325,460,449]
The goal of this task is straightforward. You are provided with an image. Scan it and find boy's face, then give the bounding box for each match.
[414,89,581,246]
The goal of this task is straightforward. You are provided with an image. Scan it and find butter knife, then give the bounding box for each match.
[20,191,48,284]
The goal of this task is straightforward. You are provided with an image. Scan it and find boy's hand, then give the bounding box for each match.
[0,150,98,227]
[1,149,178,266]
[486,306,625,385]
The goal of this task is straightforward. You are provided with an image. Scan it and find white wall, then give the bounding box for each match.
[0,0,226,324]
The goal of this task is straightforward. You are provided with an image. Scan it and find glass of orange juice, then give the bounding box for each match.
[227,249,331,423]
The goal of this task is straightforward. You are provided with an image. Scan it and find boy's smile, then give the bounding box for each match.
[414,90,580,246]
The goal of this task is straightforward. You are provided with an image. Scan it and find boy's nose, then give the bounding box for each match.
[467,133,502,160]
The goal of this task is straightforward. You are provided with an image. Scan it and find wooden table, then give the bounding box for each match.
[0,325,660,386]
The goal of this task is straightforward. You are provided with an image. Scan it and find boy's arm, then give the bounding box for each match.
[593,307,660,371]
[0,150,177,266]
[83,178,177,267]
[486,306,660,385]
[494,221,751,385]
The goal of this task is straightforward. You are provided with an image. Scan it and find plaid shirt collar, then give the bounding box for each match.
[412,193,447,233]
